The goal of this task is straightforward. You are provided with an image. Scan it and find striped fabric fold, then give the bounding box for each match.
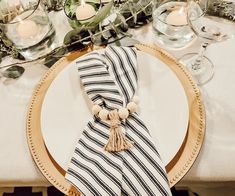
[65,46,172,196]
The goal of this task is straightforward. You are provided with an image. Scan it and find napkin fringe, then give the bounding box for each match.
[104,110,133,152]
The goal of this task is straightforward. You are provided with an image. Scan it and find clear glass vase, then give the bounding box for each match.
[152,0,195,49]
[0,0,57,60]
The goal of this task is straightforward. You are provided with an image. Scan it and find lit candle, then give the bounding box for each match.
[166,7,187,26]
[76,0,96,21]
[17,20,39,38]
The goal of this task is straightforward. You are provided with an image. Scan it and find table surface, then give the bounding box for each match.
[1,11,235,187]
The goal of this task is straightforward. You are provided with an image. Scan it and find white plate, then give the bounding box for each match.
[41,50,189,170]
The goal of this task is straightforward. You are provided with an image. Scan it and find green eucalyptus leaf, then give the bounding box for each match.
[2,37,13,47]
[44,47,68,68]
[85,0,113,28]
[0,51,8,59]
[64,28,83,44]
[2,66,25,79]
[68,18,83,29]
[64,0,79,20]
[71,0,78,4]
[64,28,91,45]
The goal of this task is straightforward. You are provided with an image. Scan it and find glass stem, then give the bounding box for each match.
[192,42,209,71]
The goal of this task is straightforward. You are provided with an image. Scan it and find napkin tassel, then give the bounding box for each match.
[104,110,133,152]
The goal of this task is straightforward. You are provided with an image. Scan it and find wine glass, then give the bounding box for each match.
[180,0,235,85]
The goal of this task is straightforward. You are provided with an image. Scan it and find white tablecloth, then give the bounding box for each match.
[1,12,235,187]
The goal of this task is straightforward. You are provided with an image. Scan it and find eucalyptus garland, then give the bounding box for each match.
[2,0,234,75]
[0,0,154,71]
[42,0,64,11]
[208,0,235,21]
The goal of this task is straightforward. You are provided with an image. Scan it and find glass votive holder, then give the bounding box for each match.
[0,0,56,60]
[64,0,101,29]
[152,0,195,49]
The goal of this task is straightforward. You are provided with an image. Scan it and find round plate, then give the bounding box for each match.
[26,44,205,195]
[40,50,189,169]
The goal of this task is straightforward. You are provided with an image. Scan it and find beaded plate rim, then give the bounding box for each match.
[26,44,205,195]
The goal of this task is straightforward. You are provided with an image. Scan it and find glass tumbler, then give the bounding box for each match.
[0,0,56,60]
[152,0,195,49]
[64,0,101,29]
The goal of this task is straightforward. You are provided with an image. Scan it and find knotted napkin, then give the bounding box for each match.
[65,46,172,196]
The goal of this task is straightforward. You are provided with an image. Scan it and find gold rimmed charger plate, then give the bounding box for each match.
[26,44,205,195]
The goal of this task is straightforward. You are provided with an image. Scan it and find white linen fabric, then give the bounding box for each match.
[65,46,172,196]
[1,13,235,191]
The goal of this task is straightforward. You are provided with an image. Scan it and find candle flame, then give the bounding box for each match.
[81,0,86,6]
[178,7,184,15]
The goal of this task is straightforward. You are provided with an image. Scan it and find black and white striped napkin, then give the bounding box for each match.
[65,46,172,196]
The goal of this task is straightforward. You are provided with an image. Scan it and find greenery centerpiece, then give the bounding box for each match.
[0,0,155,78]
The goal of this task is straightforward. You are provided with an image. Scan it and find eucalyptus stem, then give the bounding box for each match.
[0,1,152,70]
